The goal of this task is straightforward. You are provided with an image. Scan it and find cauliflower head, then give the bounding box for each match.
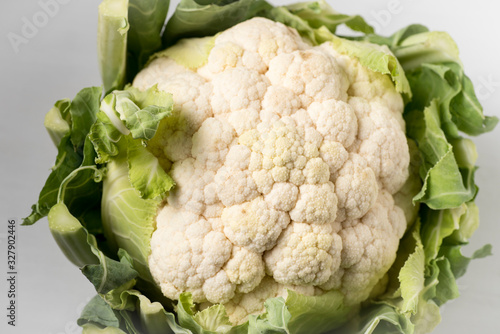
[128,17,410,324]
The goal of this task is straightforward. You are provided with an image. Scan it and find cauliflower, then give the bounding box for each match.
[31,1,495,333]
[133,17,409,324]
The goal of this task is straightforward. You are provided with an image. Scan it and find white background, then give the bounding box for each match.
[1,0,499,333]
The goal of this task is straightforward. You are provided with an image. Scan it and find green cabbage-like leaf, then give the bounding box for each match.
[177,293,233,334]
[317,30,411,97]
[127,137,175,199]
[114,86,173,140]
[283,0,374,35]
[25,87,103,225]
[127,0,170,77]
[162,0,265,45]
[44,98,71,147]
[101,149,161,283]
[151,36,216,70]
[98,0,130,93]
[406,101,477,209]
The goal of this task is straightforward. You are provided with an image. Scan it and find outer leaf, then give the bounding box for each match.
[285,290,354,334]
[114,86,173,140]
[393,31,461,71]
[44,98,71,147]
[177,293,232,334]
[450,75,499,135]
[150,36,216,70]
[90,110,124,164]
[391,30,498,137]
[101,149,161,283]
[78,295,122,329]
[82,254,138,295]
[98,0,130,93]
[110,290,191,334]
[127,137,175,199]
[127,0,170,77]
[407,101,476,209]
[48,202,100,268]
[162,0,263,45]
[355,304,414,334]
[420,204,466,262]
[284,0,374,34]
[439,244,492,279]
[433,258,459,306]
[248,298,290,334]
[447,201,479,244]
[317,29,411,97]
[25,131,102,225]
[69,87,103,149]
[398,227,426,315]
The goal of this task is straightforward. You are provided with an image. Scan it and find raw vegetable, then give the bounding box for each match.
[26,0,497,333]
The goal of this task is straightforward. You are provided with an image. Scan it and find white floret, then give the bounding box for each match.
[307,99,358,147]
[215,17,309,66]
[334,153,378,221]
[191,117,235,171]
[349,98,410,193]
[264,222,342,286]
[336,191,406,304]
[224,247,265,293]
[221,196,290,254]
[289,183,338,224]
[266,49,349,107]
[211,67,269,114]
[149,207,233,303]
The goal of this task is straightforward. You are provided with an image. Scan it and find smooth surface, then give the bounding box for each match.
[0,0,498,333]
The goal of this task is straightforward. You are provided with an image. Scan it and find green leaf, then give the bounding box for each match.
[355,303,414,334]
[162,0,263,45]
[27,85,104,225]
[90,110,124,164]
[398,230,425,315]
[407,101,476,209]
[318,30,411,97]
[82,252,138,295]
[248,297,290,334]
[127,137,175,199]
[25,134,102,225]
[420,204,466,262]
[114,86,173,140]
[101,150,162,283]
[78,295,122,329]
[98,0,130,93]
[127,0,170,77]
[48,202,100,268]
[151,36,216,70]
[450,75,499,135]
[283,0,374,35]
[69,87,103,149]
[393,31,461,71]
[110,290,191,334]
[439,244,492,279]
[90,86,173,164]
[285,290,353,334]
[44,98,71,147]
[177,293,232,334]
[434,258,459,305]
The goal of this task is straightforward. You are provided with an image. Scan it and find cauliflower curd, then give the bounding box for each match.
[133,17,410,324]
